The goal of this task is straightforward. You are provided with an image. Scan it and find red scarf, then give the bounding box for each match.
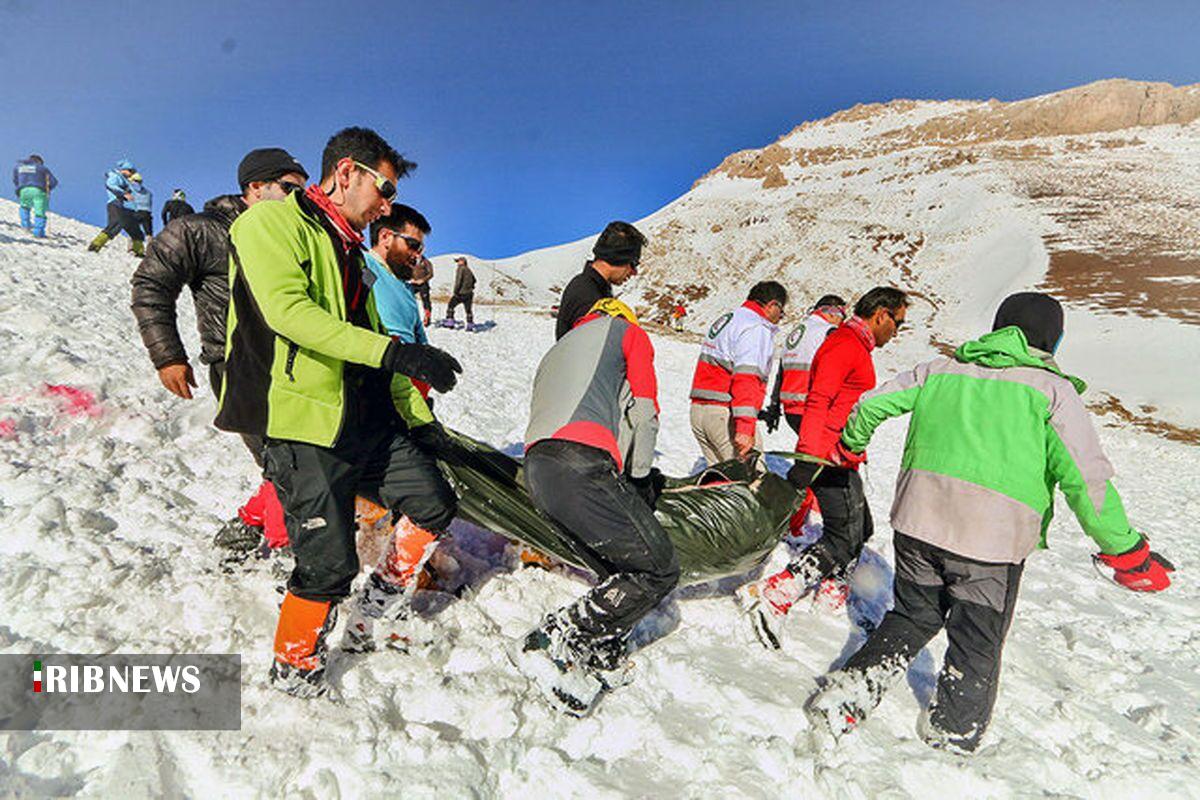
[844,315,877,352]
[304,185,364,248]
[303,184,366,312]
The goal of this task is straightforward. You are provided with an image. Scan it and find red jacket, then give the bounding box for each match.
[796,316,876,463]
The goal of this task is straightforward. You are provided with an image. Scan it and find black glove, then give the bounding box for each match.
[786,461,823,492]
[407,420,458,462]
[759,403,782,433]
[630,468,665,510]
[381,341,462,393]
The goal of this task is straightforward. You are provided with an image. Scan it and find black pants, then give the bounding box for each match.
[446,292,474,324]
[263,418,458,602]
[839,533,1023,751]
[797,467,874,579]
[411,283,431,314]
[524,440,680,643]
[133,210,153,238]
[209,363,266,468]
[101,201,143,241]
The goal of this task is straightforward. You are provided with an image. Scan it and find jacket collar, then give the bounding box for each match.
[584,262,612,292]
[302,185,364,249]
[742,300,780,334]
[203,194,247,228]
[843,315,877,352]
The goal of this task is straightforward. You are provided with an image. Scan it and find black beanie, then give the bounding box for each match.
[237,148,308,189]
[592,221,646,266]
[992,292,1064,352]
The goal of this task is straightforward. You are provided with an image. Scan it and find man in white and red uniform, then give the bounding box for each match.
[761,294,846,434]
[688,281,787,465]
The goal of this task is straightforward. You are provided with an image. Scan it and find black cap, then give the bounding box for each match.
[237,148,308,190]
[592,221,646,267]
[992,292,1064,353]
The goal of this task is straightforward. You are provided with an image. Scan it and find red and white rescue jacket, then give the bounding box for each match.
[689,300,777,436]
[776,308,842,414]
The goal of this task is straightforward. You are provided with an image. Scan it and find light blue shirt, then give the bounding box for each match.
[363,250,428,344]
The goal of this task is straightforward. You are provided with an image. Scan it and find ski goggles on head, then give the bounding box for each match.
[352,160,397,200]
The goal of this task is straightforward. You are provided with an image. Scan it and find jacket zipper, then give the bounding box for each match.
[284,341,299,382]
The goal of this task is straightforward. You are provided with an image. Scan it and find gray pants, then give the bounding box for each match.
[689,403,762,466]
[835,532,1023,751]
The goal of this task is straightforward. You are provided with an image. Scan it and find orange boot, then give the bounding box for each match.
[270,592,337,696]
[342,518,439,653]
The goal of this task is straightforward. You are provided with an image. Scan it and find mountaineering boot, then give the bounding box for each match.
[213,516,264,559]
[509,609,631,717]
[813,575,851,613]
[19,206,32,229]
[270,592,337,698]
[32,215,47,238]
[806,659,913,742]
[340,517,437,654]
[87,232,110,252]
[804,672,870,741]
[131,239,146,257]
[736,548,829,649]
[916,706,980,755]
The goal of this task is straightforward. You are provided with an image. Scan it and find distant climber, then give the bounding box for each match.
[12,154,58,238]
[87,159,146,256]
[127,172,154,242]
[443,256,477,328]
[162,189,195,226]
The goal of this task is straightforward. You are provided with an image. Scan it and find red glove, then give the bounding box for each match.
[1096,537,1174,592]
[830,441,867,469]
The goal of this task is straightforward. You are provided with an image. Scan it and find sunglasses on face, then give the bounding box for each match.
[276,180,304,194]
[351,160,397,200]
[886,309,906,330]
[392,233,423,252]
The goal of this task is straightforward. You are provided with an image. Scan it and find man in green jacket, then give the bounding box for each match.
[803,292,1173,753]
[215,127,463,697]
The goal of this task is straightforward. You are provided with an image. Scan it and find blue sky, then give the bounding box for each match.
[3,1,1197,258]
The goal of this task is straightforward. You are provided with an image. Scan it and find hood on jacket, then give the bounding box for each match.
[955,326,1086,394]
[203,194,248,228]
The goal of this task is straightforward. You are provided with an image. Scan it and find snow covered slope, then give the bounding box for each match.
[434,79,1200,435]
[0,203,1198,797]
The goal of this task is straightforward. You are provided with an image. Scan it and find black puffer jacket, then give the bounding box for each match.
[161,198,195,226]
[130,194,246,369]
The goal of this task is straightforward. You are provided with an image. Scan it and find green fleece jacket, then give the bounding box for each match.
[215,191,431,447]
[841,326,1140,563]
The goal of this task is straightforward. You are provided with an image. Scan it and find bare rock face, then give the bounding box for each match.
[761,164,787,189]
[705,79,1200,181]
[888,79,1200,148]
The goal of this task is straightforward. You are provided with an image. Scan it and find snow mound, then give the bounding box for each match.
[1,206,1198,796]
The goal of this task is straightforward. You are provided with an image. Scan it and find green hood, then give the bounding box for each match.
[955,326,1086,394]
